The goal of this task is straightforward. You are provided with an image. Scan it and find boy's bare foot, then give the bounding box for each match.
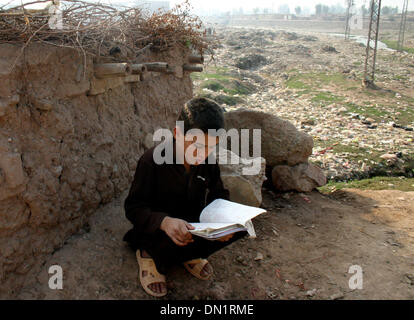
[140,250,167,295]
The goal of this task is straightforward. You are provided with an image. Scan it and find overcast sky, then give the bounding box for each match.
[171,0,414,13]
[3,0,413,12]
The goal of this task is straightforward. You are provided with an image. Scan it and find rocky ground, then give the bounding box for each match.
[16,188,414,300]
[194,27,414,183]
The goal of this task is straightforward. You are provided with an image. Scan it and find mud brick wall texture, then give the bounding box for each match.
[0,43,193,296]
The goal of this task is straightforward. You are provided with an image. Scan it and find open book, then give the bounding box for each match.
[188,199,267,240]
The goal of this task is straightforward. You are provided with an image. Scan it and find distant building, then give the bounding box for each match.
[351,10,363,30]
[135,1,169,14]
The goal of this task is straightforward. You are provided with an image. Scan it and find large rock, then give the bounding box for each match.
[224,109,314,167]
[217,148,266,207]
[272,162,327,192]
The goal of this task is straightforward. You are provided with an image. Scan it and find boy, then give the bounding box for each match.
[123,97,247,297]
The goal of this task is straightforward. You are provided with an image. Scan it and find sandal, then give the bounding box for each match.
[183,258,213,280]
[136,250,167,297]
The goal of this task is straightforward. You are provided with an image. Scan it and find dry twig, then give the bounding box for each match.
[0,0,219,69]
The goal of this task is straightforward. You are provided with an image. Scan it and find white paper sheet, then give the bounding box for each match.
[198,199,266,238]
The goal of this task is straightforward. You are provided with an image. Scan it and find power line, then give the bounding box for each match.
[397,0,409,52]
[345,0,355,40]
[363,0,382,88]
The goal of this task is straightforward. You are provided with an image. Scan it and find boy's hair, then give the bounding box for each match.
[178,97,225,134]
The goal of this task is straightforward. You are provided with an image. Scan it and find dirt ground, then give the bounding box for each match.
[16,187,414,300]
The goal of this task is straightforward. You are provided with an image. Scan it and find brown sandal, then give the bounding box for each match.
[136,250,167,297]
[183,258,213,280]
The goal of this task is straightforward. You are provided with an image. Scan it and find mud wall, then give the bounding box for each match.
[0,43,193,296]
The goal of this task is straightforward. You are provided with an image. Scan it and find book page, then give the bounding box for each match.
[190,226,248,240]
[200,199,266,226]
[189,222,237,232]
[244,220,256,238]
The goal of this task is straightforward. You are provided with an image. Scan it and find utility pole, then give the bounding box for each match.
[397,0,409,52]
[363,0,382,88]
[345,0,355,40]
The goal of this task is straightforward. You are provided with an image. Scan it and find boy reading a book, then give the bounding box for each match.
[123,97,248,297]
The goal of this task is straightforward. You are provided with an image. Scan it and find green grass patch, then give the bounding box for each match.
[193,66,255,96]
[201,80,225,92]
[285,78,310,90]
[286,71,356,88]
[381,39,414,54]
[378,54,397,62]
[200,79,254,96]
[311,92,344,104]
[190,66,233,81]
[313,73,349,85]
[334,144,381,162]
[362,89,393,98]
[344,86,360,91]
[392,74,409,81]
[284,71,359,102]
[295,89,311,96]
[285,71,358,103]
[223,80,255,95]
[393,108,414,127]
[344,102,391,122]
[314,139,383,163]
[318,176,414,193]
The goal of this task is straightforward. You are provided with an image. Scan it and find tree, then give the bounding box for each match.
[382,6,392,15]
[382,6,398,15]
[361,5,369,16]
[330,4,345,14]
[303,7,311,15]
[278,4,290,14]
[315,4,322,15]
[253,7,260,14]
[295,6,302,15]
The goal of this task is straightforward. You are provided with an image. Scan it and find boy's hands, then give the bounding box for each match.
[160,216,195,246]
[160,217,234,244]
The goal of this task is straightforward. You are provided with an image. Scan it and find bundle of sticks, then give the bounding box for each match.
[0,0,217,61]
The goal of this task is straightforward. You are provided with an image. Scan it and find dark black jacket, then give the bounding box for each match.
[123,137,229,248]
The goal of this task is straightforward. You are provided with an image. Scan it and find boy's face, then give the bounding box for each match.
[174,127,219,165]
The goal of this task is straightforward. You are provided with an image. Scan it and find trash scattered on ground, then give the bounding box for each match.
[194,27,414,183]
